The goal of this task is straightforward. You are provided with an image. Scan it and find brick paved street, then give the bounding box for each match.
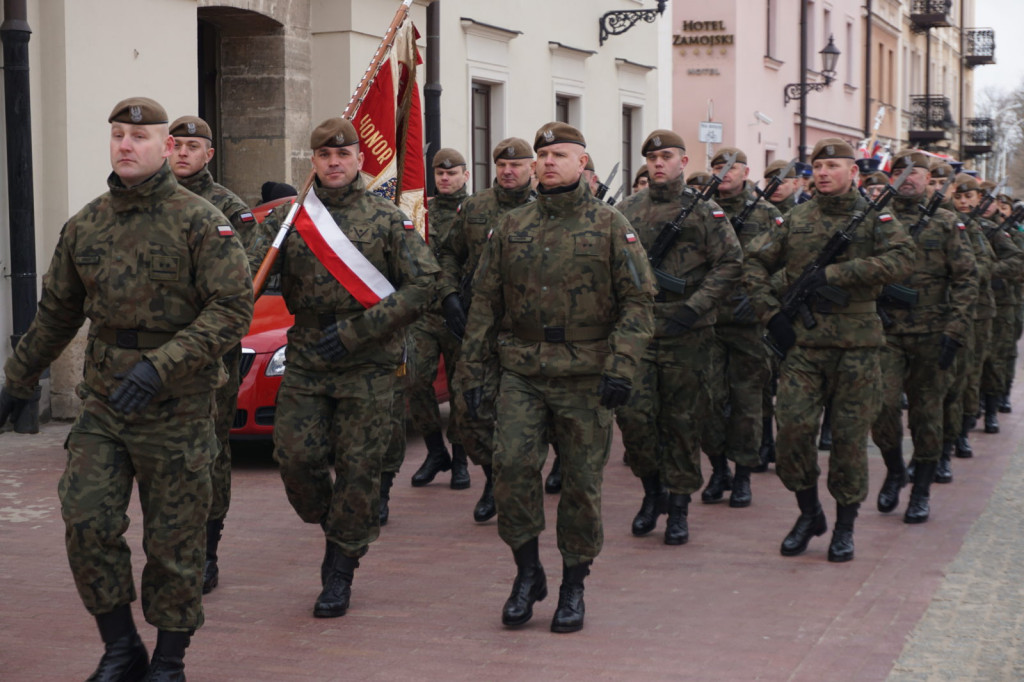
[3,386,1023,681]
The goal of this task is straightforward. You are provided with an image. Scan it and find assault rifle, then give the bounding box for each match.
[908,172,956,239]
[763,163,914,359]
[729,159,797,232]
[646,151,738,294]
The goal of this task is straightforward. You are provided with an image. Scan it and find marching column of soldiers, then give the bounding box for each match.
[2,95,1024,681]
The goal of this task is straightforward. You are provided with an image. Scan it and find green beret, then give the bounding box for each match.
[929,160,955,178]
[108,97,168,125]
[310,117,358,149]
[710,147,748,168]
[641,129,686,156]
[809,137,856,162]
[764,159,797,179]
[432,148,467,169]
[861,171,890,187]
[534,122,586,151]
[169,115,213,141]
[979,180,997,193]
[492,137,533,162]
[953,174,980,193]
[686,171,712,187]
[997,193,1014,204]
[891,149,931,172]
[633,167,650,183]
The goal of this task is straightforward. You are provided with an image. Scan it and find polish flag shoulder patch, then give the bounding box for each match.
[878,214,893,222]
[712,209,726,219]
[957,222,966,231]
[403,220,415,231]
[774,216,785,226]
[217,225,234,237]
[625,232,637,243]
[487,229,494,240]
[238,211,255,224]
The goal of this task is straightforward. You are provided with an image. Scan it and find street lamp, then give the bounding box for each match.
[599,0,667,46]
[784,34,841,104]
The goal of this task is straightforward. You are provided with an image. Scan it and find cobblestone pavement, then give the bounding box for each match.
[2,380,1023,681]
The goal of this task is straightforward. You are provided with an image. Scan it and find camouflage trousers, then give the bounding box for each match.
[616,328,715,494]
[982,306,1017,396]
[406,312,460,444]
[776,346,881,506]
[763,355,779,427]
[943,318,975,442]
[451,358,500,467]
[60,388,216,631]
[700,324,770,467]
[493,371,611,567]
[273,366,395,558]
[383,382,406,475]
[871,332,954,463]
[962,317,992,416]
[209,344,241,522]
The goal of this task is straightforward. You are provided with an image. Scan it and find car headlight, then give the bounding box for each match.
[265,345,287,376]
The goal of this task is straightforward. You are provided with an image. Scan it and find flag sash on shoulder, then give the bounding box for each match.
[293,189,396,309]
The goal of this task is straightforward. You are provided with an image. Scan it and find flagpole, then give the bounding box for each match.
[251,0,415,298]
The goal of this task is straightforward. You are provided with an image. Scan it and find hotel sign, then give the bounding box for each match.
[674,20,734,57]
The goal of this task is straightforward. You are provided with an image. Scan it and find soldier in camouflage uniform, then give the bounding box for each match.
[615,130,742,544]
[699,147,781,508]
[406,149,472,494]
[869,150,977,523]
[460,122,654,633]
[169,115,258,596]
[632,167,650,194]
[0,97,254,681]
[249,117,439,619]
[437,138,536,523]
[744,138,914,562]
[765,159,801,214]
[997,195,1024,411]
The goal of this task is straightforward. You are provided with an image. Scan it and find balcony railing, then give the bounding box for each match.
[910,0,953,30]
[908,95,955,143]
[963,118,994,157]
[964,29,996,67]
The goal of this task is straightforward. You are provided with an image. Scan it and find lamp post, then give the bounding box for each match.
[784,1,841,162]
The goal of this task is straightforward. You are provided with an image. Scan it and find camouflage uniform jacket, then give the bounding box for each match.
[3,161,254,400]
[616,175,742,335]
[178,167,257,252]
[436,181,534,305]
[460,180,656,383]
[959,214,997,320]
[744,187,915,349]
[253,174,440,375]
[425,186,469,314]
[879,195,977,343]
[771,193,798,215]
[978,215,1024,307]
[713,184,784,326]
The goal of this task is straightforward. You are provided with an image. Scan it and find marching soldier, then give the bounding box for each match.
[169,114,258,595]
[615,130,742,543]
[743,137,914,562]
[869,150,977,523]
[632,167,650,194]
[764,159,801,214]
[250,117,439,619]
[437,138,536,522]
[459,122,654,633]
[0,97,254,680]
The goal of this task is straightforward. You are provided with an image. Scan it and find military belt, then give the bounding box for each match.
[95,328,177,349]
[513,324,614,343]
[292,310,361,329]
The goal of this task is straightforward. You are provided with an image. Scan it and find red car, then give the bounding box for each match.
[230,197,449,441]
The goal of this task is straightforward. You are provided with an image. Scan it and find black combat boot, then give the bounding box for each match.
[545,454,562,494]
[935,443,954,484]
[141,630,190,682]
[664,493,690,545]
[999,392,1012,413]
[984,394,1000,433]
[450,444,471,490]
[827,502,859,563]
[550,561,591,633]
[754,415,775,472]
[700,456,732,503]
[502,537,547,627]
[410,431,451,486]
[818,402,833,450]
[729,465,752,507]
[473,465,497,522]
[955,415,973,458]
[87,604,149,682]
[202,518,223,595]
[780,487,828,557]
[631,473,668,536]
[876,447,907,513]
[904,460,937,524]
[314,544,359,618]
[379,472,395,526]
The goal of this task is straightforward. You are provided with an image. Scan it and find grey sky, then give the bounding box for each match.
[972,0,1024,100]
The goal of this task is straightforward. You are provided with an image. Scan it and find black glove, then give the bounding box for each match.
[441,293,468,340]
[766,313,797,356]
[315,321,349,363]
[109,360,163,414]
[805,269,828,291]
[464,386,484,420]
[938,334,961,370]
[0,387,31,429]
[598,374,632,409]
[663,305,700,335]
[732,293,756,324]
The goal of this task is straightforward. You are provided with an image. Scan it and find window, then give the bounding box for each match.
[766,0,777,58]
[471,82,492,192]
[556,95,570,124]
[845,21,854,84]
[622,107,635,196]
